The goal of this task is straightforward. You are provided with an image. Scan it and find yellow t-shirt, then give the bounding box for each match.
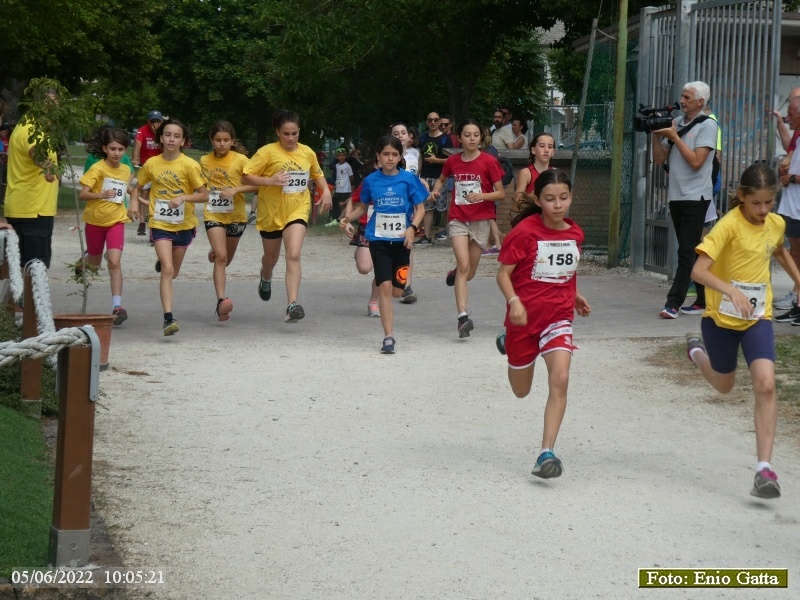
[199,151,249,224]
[696,208,785,330]
[243,143,324,232]
[4,119,58,218]
[137,154,207,232]
[79,161,133,227]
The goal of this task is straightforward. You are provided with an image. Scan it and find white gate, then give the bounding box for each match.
[632,0,782,274]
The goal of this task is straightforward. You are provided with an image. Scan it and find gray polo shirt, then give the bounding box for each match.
[661,115,717,202]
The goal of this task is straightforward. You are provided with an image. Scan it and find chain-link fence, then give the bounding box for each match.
[532,37,636,262]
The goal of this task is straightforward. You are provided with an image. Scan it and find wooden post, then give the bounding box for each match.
[48,342,95,567]
[20,268,42,415]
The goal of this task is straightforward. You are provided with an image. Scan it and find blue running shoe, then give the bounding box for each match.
[531,451,563,479]
[496,331,506,355]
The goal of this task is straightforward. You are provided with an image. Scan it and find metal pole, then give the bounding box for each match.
[607,3,628,268]
[48,329,100,567]
[570,18,599,186]
[21,266,42,414]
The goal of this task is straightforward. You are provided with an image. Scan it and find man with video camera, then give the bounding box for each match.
[650,81,717,319]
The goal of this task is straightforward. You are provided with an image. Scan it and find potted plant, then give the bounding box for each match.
[22,77,115,368]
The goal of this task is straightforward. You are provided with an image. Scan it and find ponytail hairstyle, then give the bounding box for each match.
[273,109,300,130]
[730,162,779,211]
[510,168,572,227]
[208,120,236,140]
[156,117,191,148]
[86,125,130,158]
[456,118,482,138]
[375,135,403,158]
[528,132,556,165]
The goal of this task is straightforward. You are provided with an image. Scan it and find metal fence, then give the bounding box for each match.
[534,39,636,260]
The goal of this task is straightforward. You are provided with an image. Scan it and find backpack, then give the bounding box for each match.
[498,155,514,187]
[484,145,514,186]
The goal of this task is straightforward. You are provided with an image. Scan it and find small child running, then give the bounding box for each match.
[242,109,332,323]
[78,127,135,325]
[130,118,208,336]
[340,135,427,354]
[200,121,258,321]
[432,118,505,338]
[686,163,800,499]
[496,169,591,479]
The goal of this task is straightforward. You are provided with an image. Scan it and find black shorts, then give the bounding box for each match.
[348,222,369,247]
[205,221,247,238]
[782,215,800,238]
[259,219,308,240]
[369,240,410,289]
[6,216,54,268]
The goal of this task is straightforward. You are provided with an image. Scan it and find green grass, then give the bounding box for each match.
[0,404,53,578]
[775,334,800,408]
[660,333,800,411]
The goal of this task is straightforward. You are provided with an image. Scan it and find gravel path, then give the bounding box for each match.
[41,209,800,599]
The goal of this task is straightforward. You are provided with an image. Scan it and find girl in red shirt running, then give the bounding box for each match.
[496,169,591,479]
[431,119,505,338]
[515,132,555,199]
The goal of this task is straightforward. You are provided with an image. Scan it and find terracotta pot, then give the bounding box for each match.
[52,314,115,370]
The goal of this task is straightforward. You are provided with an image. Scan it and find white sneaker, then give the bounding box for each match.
[773,291,797,310]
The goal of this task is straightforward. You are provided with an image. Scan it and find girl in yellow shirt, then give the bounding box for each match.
[200,121,258,321]
[78,127,134,325]
[687,163,800,499]
[242,110,332,323]
[130,119,208,336]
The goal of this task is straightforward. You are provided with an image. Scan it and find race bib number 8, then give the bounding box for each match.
[153,199,184,224]
[101,178,126,204]
[455,181,482,205]
[206,190,233,213]
[375,212,407,239]
[532,240,580,281]
[282,171,310,194]
[719,281,767,320]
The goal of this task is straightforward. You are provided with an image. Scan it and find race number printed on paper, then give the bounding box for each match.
[206,190,233,213]
[719,281,767,320]
[454,181,482,205]
[153,199,184,224]
[282,171,309,194]
[532,240,580,282]
[375,212,406,239]
[101,178,126,204]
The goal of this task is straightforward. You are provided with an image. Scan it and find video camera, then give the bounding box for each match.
[634,103,680,133]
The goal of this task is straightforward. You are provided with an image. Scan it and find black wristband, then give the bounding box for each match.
[791,175,796,185]
[409,223,418,231]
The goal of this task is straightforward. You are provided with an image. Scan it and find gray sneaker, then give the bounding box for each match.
[750,468,781,499]
[285,302,305,323]
[400,287,417,304]
[773,290,797,310]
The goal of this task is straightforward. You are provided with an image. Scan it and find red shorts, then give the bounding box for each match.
[85,222,125,256]
[506,320,577,369]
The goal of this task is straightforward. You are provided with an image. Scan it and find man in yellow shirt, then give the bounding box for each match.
[1,115,59,267]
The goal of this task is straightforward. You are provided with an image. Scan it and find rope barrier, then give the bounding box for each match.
[0,230,89,366]
[0,327,90,368]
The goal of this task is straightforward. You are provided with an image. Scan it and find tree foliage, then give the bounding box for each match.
[0,0,161,90]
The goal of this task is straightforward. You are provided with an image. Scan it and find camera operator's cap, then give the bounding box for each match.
[148,110,163,121]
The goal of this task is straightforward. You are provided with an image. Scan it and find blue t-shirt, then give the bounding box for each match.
[360,169,428,242]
